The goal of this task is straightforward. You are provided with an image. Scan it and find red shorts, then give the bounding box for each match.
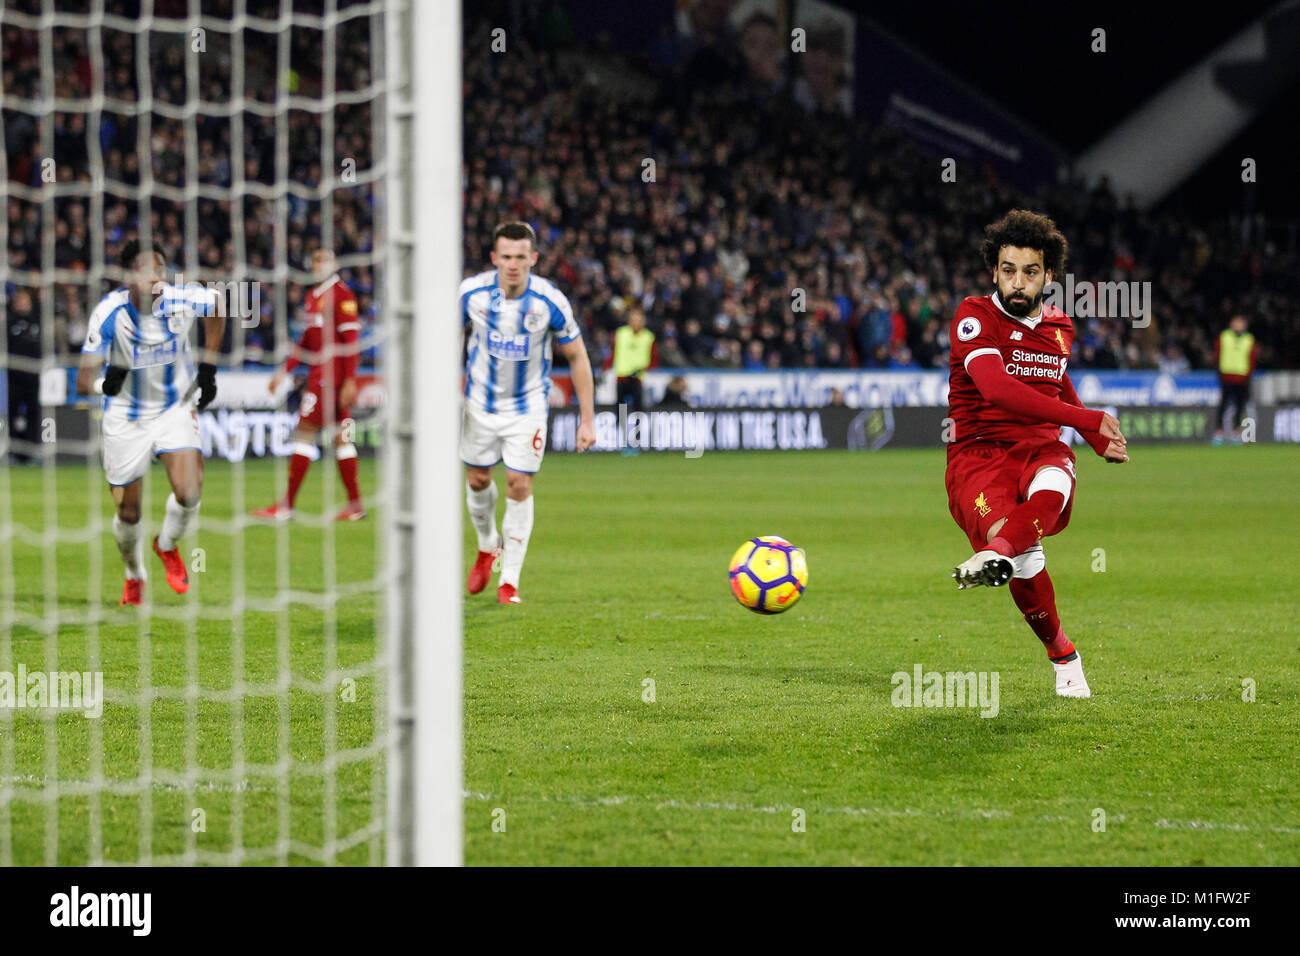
[945,437,1077,551]
[298,383,352,430]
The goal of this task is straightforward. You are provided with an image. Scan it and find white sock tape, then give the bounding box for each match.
[1026,466,1072,514]
[1011,543,1045,579]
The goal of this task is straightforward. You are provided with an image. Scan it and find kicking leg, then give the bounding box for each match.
[986,465,1071,558]
[953,512,1014,589]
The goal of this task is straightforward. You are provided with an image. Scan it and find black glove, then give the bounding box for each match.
[196,362,218,411]
[102,364,128,396]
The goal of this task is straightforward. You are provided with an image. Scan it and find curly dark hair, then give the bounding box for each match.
[981,209,1068,276]
[117,240,167,270]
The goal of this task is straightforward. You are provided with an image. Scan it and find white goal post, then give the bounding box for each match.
[384,0,463,868]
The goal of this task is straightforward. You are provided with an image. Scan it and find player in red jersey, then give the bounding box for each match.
[946,210,1129,698]
[252,248,366,521]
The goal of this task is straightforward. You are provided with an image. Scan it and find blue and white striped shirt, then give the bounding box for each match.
[82,284,218,421]
[460,271,581,416]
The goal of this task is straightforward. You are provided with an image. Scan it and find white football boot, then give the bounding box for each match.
[952,549,1013,590]
[1053,654,1091,698]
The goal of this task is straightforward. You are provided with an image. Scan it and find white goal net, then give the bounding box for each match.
[0,0,460,866]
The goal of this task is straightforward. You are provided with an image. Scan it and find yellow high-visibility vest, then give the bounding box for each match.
[1218,330,1254,377]
[614,325,655,378]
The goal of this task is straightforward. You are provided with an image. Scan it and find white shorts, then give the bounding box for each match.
[102,404,202,487]
[459,403,547,474]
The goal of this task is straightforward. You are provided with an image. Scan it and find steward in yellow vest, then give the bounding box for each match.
[1215,322,1256,384]
[1213,316,1257,444]
[614,306,655,414]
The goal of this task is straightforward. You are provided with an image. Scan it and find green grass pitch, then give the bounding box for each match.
[463,444,1299,865]
[3,445,1298,865]
[2,457,383,865]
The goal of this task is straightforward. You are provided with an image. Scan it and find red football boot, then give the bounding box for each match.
[120,579,144,606]
[251,502,294,521]
[334,502,367,521]
[497,583,520,605]
[152,536,190,594]
[467,547,501,595]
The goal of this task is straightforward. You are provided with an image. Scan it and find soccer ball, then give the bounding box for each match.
[728,536,808,614]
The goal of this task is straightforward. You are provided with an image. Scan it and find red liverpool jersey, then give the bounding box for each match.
[287,274,361,387]
[947,291,1077,447]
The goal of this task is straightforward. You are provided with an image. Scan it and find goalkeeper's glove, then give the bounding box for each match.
[101,364,128,396]
[196,362,218,411]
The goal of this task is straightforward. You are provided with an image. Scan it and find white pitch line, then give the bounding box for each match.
[1155,818,1300,835]
[465,790,1136,827]
[2,775,280,795]
[465,790,1300,835]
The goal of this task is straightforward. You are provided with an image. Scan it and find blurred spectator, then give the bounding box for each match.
[3,8,376,367]
[6,10,1300,380]
[5,287,42,463]
[1212,315,1258,445]
[614,304,655,414]
[658,375,691,408]
[1157,344,1190,376]
[656,320,691,367]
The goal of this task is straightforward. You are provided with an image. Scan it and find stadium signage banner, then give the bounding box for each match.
[55,368,387,412]
[45,403,1297,465]
[859,406,1226,449]
[197,409,383,461]
[639,370,1222,409]
[547,407,849,453]
[639,370,948,408]
[546,404,1284,452]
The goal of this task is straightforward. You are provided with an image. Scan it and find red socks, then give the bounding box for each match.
[338,455,361,504]
[1009,570,1076,661]
[988,490,1065,557]
[287,445,362,508]
[287,453,311,507]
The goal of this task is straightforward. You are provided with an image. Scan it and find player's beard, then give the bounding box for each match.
[1002,289,1040,317]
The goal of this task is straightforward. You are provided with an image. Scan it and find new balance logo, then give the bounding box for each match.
[1009,331,1024,341]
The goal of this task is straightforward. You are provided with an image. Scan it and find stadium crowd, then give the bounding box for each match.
[3,4,1298,378]
[461,13,1300,375]
[2,2,379,365]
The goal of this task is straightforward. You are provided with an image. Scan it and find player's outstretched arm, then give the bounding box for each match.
[966,352,1106,432]
[557,336,596,452]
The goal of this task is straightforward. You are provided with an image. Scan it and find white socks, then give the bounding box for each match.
[499,495,534,588]
[113,514,144,581]
[466,479,533,589]
[466,480,500,552]
[156,493,200,552]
